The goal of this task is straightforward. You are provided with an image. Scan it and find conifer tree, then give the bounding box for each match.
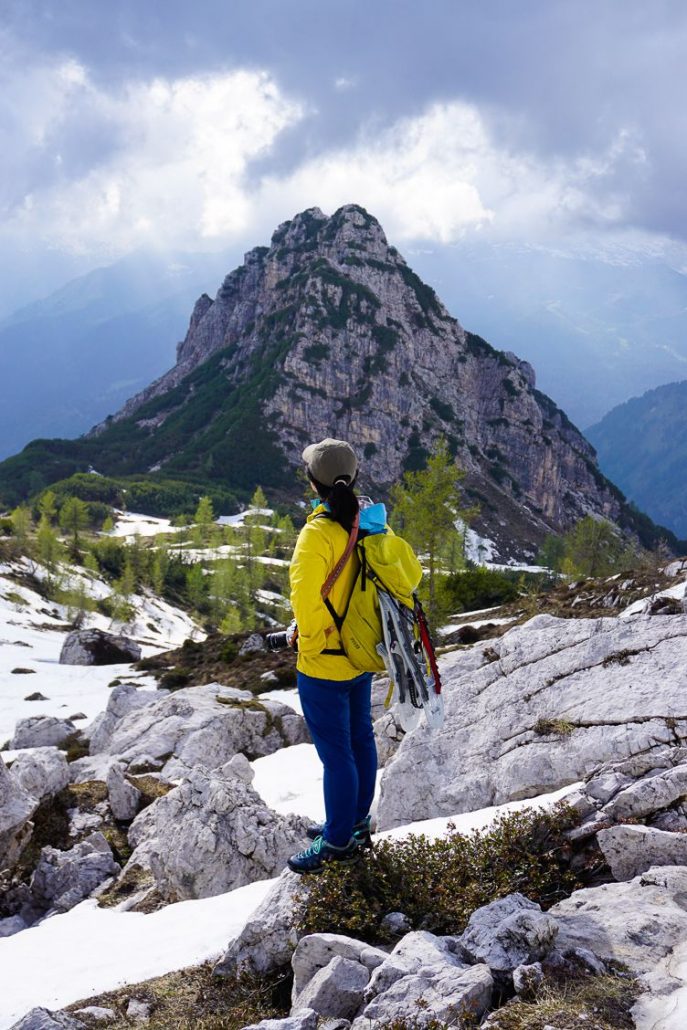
[390,438,476,627]
[59,497,89,552]
[38,490,58,524]
[193,496,215,546]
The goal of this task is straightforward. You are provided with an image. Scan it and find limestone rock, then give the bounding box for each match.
[0,756,36,871]
[0,914,28,937]
[9,747,70,801]
[72,1009,115,1023]
[125,999,151,1021]
[87,683,160,754]
[292,956,369,1019]
[106,762,142,821]
[551,865,687,1020]
[291,933,387,1001]
[8,1008,85,1028]
[379,912,412,938]
[123,763,311,901]
[597,823,687,880]
[89,684,308,775]
[364,931,465,1001]
[30,831,120,913]
[600,763,687,822]
[242,1012,318,1030]
[214,871,303,976]
[457,894,558,973]
[10,716,75,749]
[240,633,267,656]
[59,628,141,665]
[512,961,544,995]
[354,963,493,1029]
[373,711,404,767]
[378,613,687,828]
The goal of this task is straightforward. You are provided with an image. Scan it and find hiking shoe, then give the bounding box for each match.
[305,815,373,849]
[287,835,360,875]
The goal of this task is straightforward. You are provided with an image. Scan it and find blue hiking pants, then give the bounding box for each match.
[297,670,378,848]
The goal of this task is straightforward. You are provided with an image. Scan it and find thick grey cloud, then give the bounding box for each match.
[1,0,686,314]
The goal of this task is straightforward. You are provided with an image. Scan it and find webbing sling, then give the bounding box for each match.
[319,510,360,655]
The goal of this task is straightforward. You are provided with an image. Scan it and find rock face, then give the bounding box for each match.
[84,205,638,558]
[10,716,75,750]
[123,763,311,901]
[378,611,687,828]
[0,757,36,872]
[59,628,141,665]
[89,683,308,776]
[8,747,70,802]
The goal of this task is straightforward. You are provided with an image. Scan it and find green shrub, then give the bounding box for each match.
[297,804,581,943]
[439,567,521,612]
[159,668,190,690]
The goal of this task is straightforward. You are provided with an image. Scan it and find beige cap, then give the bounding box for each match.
[302,438,359,488]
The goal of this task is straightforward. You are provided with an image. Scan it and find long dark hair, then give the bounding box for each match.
[310,473,359,533]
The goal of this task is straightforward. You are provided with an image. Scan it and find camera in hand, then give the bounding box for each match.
[266,630,290,652]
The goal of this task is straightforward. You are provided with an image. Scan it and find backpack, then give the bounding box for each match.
[321,522,444,731]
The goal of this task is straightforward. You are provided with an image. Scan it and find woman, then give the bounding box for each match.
[287,437,379,875]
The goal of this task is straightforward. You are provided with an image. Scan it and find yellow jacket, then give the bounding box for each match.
[289,504,365,680]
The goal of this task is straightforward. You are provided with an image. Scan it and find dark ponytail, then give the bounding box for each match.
[310,473,359,533]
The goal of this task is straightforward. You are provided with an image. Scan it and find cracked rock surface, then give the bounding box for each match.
[89,683,309,777]
[378,612,687,828]
[123,763,311,901]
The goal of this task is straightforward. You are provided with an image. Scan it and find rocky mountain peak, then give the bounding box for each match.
[77,204,648,557]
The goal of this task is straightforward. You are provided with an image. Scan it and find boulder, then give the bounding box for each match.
[30,831,120,913]
[123,763,311,901]
[378,613,687,828]
[10,716,75,749]
[89,684,308,776]
[597,823,687,880]
[87,683,160,754]
[0,914,28,937]
[352,963,493,1029]
[243,1012,318,1030]
[8,1010,86,1029]
[292,956,370,1019]
[214,870,303,976]
[106,762,142,821]
[550,865,687,1022]
[291,934,387,1001]
[364,931,464,1002]
[9,747,70,801]
[457,893,559,973]
[59,628,141,666]
[512,961,543,995]
[240,633,267,656]
[0,756,36,871]
[69,755,121,784]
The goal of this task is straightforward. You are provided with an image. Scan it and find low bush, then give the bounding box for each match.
[298,804,581,943]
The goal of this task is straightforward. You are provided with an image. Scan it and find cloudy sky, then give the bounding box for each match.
[2,0,686,313]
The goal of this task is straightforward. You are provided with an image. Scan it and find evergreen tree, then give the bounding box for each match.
[37,514,61,568]
[11,506,33,550]
[390,438,476,627]
[186,563,207,611]
[38,490,58,523]
[59,496,89,551]
[562,517,628,578]
[193,496,215,545]
[151,545,169,596]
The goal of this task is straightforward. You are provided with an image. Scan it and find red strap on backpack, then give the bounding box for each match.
[320,510,360,601]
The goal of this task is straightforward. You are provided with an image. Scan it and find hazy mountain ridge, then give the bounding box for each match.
[587,379,687,538]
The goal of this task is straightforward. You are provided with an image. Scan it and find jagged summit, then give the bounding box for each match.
[0,203,659,557]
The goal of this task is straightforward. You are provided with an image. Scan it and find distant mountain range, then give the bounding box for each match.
[0,249,237,460]
[587,380,687,538]
[0,205,675,559]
